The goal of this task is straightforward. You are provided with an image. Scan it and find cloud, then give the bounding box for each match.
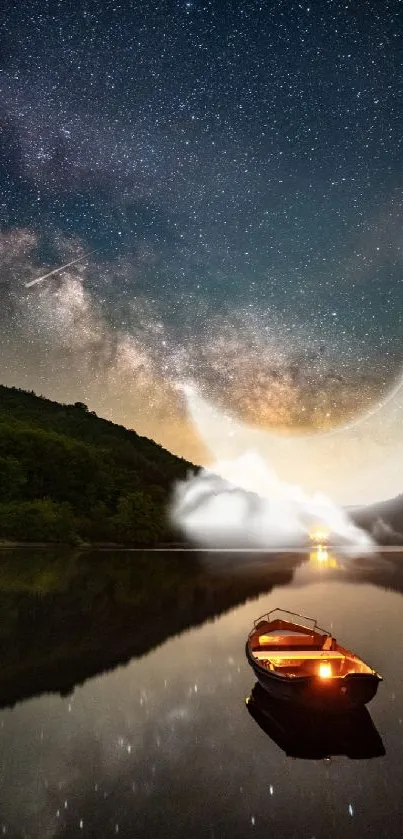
[170,450,374,551]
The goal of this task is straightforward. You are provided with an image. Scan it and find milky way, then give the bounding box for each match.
[1,1,403,463]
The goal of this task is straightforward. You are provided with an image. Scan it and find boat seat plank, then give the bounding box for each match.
[253,650,345,661]
[258,634,319,646]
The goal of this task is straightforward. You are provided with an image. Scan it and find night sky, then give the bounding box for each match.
[1,0,403,463]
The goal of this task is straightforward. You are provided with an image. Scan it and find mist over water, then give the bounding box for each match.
[170,448,373,553]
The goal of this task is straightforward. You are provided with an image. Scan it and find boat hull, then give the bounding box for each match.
[245,643,381,711]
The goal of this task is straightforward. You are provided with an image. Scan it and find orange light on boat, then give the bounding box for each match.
[259,634,283,645]
[318,662,332,679]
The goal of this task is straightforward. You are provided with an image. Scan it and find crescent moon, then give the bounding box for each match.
[182,378,403,508]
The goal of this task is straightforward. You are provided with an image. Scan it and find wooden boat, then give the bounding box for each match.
[246,682,385,759]
[245,608,382,711]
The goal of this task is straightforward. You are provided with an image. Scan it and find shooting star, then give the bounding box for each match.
[25,249,100,288]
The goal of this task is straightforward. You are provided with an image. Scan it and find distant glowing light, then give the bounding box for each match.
[310,527,330,544]
[318,662,332,679]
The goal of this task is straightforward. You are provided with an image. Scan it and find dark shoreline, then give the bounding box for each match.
[0,540,189,549]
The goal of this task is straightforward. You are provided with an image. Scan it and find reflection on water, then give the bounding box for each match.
[0,548,297,708]
[246,682,385,760]
[0,548,402,837]
[309,545,340,568]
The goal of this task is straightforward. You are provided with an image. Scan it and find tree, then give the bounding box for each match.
[0,499,76,542]
[112,491,163,544]
[0,456,26,500]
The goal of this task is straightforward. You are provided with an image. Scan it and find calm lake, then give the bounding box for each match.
[0,547,401,838]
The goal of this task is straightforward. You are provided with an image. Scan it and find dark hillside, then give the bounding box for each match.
[0,385,195,544]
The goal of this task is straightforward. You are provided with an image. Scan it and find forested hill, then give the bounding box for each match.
[0,385,195,544]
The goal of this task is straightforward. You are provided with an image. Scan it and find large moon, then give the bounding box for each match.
[182,378,403,508]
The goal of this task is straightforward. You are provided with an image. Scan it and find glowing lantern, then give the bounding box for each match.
[318,662,332,679]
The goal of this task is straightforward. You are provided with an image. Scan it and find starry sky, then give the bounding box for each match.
[1,0,403,463]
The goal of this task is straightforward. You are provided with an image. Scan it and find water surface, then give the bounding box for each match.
[0,548,401,838]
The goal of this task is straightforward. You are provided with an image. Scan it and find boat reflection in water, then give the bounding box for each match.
[246,682,385,760]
